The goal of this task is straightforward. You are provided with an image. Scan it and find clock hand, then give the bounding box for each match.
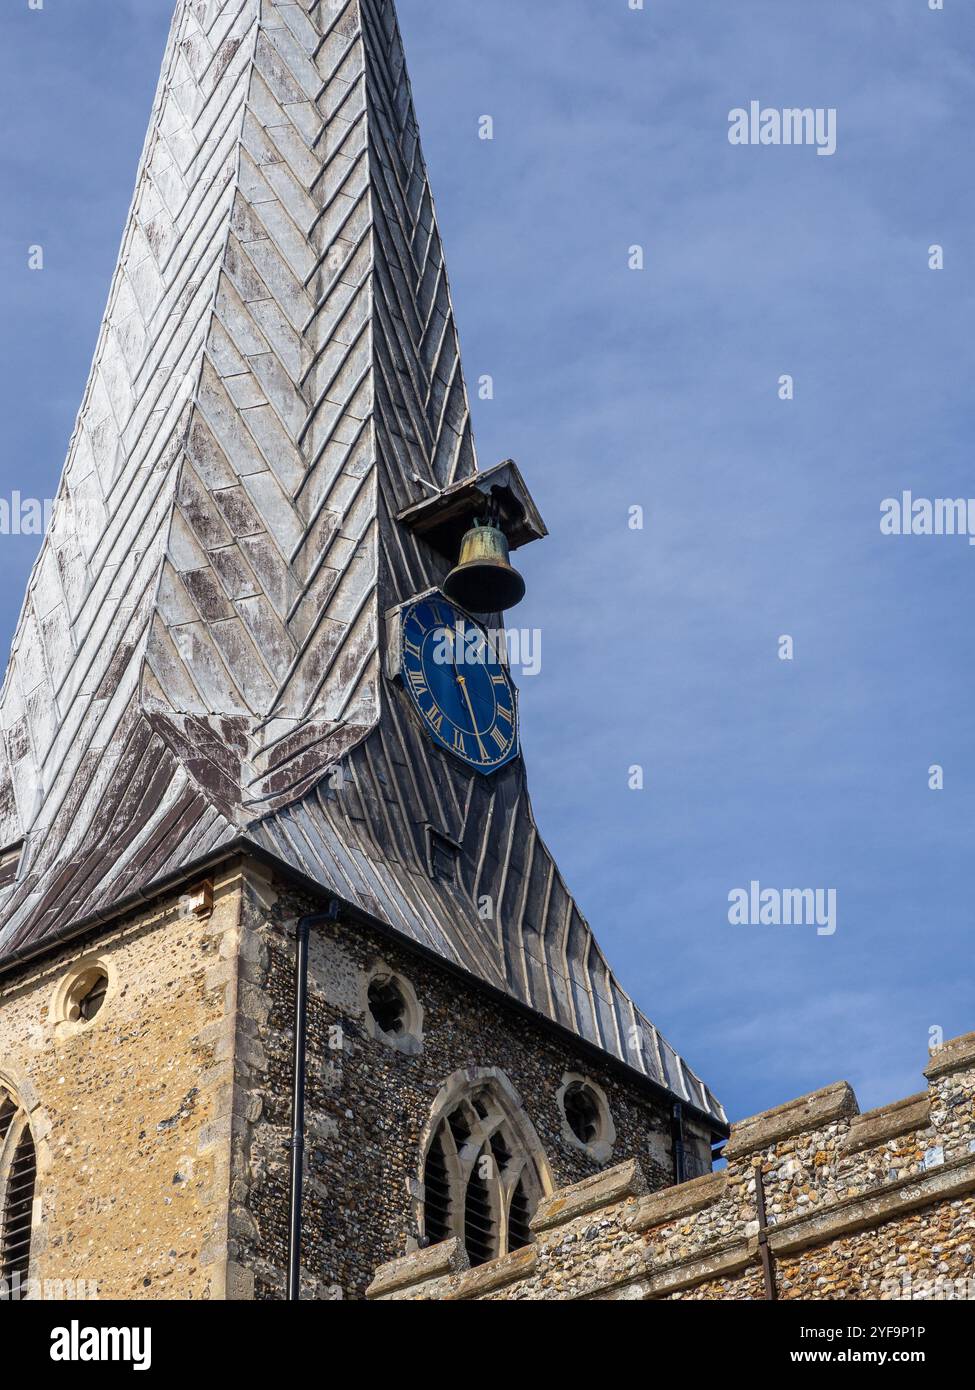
[441,625,485,756]
[456,674,489,761]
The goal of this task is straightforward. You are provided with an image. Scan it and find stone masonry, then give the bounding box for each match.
[0,863,246,1300]
[0,862,715,1301]
[367,1030,975,1301]
[226,867,713,1300]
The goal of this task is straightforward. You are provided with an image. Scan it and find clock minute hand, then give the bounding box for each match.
[456,673,489,761]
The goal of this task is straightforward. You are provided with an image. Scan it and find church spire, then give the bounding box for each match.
[0,0,724,1129]
[1,0,475,848]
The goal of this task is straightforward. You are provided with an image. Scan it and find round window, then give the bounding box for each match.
[76,971,109,1022]
[363,967,423,1055]
[367,976,408,1036]
[557,1075,616,1162]
[51,958,112,1037]
[563,1081,602,1145]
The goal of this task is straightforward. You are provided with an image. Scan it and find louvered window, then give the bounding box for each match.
[422,1131,451,1245]
[464,1148,496,1266]
[508,1177,533,1251]
[421,1082,545,1267]
[0,1091,37,1289]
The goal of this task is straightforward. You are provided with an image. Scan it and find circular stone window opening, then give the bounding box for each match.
[564,1082,601,1145]
[557,1075,616,1163]
[368,976,408,1036]
[76,971,109,1022]
[363,967,423,1056]
[51,958,113,1038]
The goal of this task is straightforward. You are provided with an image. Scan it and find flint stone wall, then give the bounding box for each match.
[227,870,712,1300]
[368,1031,975,1301]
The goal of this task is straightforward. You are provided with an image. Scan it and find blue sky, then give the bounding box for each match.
[1,0,972,1124]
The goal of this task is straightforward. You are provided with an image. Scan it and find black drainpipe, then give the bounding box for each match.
[286,903,339,1302]
[671,1101,687,1184]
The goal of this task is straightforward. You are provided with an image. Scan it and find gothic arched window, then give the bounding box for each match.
[420,1073,550,1267]
[0,1089,37,1291]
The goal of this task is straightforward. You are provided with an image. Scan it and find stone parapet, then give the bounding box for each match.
[925,1029,975,1080]
[368,1032,975,1301]
[530,1158,649,1233]
[723,1081,858,1161]
[627,1170,727,1230]
[843,1092,930,1154]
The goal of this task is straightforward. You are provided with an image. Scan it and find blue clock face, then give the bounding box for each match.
[400,597,519,773]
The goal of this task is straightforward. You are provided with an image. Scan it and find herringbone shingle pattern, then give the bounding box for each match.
[0,0,724,1127]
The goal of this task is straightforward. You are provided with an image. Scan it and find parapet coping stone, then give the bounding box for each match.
[842,1091,931,1154]
[530,1157,648,1233]
[578,1155,975,1302]
[724,1081,858,1160]
[445,1245,538,1300]
[766,1151,975,1256]
[626,1170,727,1231]
[645,1237,756,1299]
[367,1236,468,1299]
[924,1030,975,1080]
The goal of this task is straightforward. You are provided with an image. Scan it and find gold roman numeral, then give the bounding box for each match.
[496,705,513,724]
[453,729,467,756]
[426,707,444,734]
[489,726,509,752]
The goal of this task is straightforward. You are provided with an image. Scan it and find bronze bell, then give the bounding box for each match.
[443,519,526,613]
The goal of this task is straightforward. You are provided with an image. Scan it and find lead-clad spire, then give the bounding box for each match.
[0,0,475,884]
[0,0,724,1128]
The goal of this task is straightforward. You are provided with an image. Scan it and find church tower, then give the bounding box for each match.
[0,0,724,1300]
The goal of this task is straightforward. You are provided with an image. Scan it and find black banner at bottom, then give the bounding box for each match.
[2,1296,966,1376]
